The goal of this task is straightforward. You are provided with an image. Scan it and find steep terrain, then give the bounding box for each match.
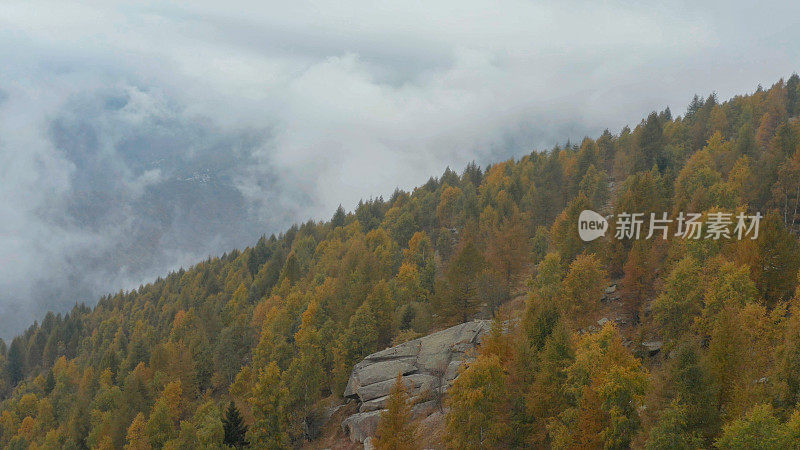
[0,75,800,448]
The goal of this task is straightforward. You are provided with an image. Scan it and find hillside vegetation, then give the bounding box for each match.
[2,75,800,448]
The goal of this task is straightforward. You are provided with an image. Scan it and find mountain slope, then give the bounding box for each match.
[1,75,800,448]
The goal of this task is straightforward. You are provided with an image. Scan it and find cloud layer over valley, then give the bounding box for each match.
[1,0,799,338]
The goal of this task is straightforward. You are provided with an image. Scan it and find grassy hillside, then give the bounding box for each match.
[1,75,800,448]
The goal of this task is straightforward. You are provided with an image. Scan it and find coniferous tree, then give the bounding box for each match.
[222,401,249,448]
[374,374,419,450]
[735,123,757,157]
[715,404,797,449]
[788,73,800,117]
[550,192,594,262]
[446,354,511,448]
[658,339,719,444]
[779,286,800,408]
[652,257,704,341]
[439,236,484,322]
[332,204,346,228]
[125,413,150,450]
[560,253,608,328]
[751,213,800,306]
[552,324,648,449]
[44,369,56,394]
[646,400,704,450]
[249,363,289,449]
[638,111,666,172]
[6,338,24,386]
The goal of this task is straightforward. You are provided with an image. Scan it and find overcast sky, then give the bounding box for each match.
[0,0,799,339]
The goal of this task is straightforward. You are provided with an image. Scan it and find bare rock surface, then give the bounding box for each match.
[341,319,491,442]
[342,410,382,443]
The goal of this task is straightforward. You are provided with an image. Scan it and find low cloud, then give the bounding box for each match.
[0,0,799,338]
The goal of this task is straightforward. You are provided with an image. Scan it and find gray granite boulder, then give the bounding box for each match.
[341,320,491,442]
[342,410,382,443]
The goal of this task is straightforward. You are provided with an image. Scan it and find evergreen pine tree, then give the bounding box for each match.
[44,369,56,395]
[332,204,346,228]
[441,237,485,322]
[222,401,249,448]
[788,73,799,117]
[638,111,666,172]
[7,338,24,386]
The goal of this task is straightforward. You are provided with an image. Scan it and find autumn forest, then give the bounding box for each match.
[2,75,800,449]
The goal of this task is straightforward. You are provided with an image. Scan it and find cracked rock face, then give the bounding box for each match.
[341,320,491,442]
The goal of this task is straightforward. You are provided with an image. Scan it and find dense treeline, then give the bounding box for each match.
[1,75,800,448]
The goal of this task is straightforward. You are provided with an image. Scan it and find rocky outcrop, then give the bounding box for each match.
[341,320,491,443]
[342,410,383,443]
[641,340,662,356]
